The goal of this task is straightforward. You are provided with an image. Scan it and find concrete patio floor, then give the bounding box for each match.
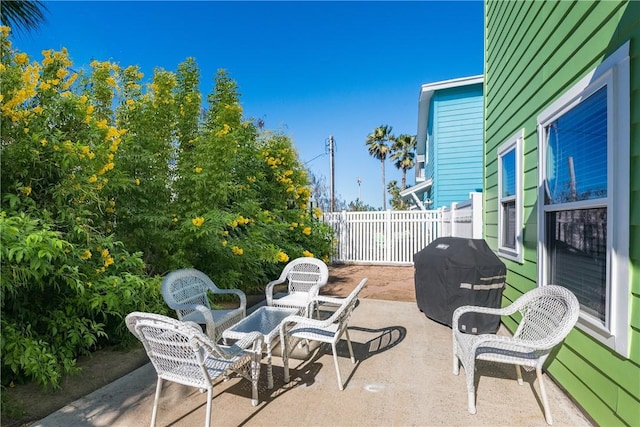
[33,299,592,427]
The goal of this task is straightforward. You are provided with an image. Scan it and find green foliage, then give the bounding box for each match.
[387,180,408,210]
[0,0,48,34]
[171,69,333,291]
[348,199,379,211]
[366,125,394,210]
[390,133,417,191]
[0,28,170,389]
[366,126,417,210]
[0,25,334,390]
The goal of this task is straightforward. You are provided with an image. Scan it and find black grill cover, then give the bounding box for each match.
[414,237,506,334]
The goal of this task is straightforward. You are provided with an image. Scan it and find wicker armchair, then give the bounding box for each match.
[125,312,262,427]
[280,277,368,390]
[265,257,329,317]
[161,268,246,342]
[452,285,579,425]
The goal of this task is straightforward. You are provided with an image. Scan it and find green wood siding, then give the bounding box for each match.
[484,1,640,425]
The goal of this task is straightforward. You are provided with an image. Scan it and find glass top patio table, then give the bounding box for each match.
[222,306,299,389]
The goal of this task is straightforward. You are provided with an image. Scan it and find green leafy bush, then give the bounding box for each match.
[0,28,168,388]
[0,25,333,390]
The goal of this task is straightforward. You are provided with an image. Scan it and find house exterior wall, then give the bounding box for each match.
[428,84,484,208]
[424,104,435,187]
[483,1,639,425]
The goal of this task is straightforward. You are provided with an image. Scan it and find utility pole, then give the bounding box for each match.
[329,135,336,212]
[357,176,362,201]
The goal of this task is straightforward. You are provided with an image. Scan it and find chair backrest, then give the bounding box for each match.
[161,268,216,320]
[126,311,229,389]
[281,257,329,294]
[512,285,579,348]
[326,278,368,331]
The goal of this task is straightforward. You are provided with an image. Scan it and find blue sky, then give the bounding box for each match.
[13,1,484,209]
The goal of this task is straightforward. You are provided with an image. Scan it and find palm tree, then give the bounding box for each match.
[366,125,394,210]
[387,180,408,210]
[1,0,48,34]
[391,134,417,190]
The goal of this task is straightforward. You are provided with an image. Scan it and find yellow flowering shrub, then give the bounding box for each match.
[80,249,93,260]
[0,27,171,391]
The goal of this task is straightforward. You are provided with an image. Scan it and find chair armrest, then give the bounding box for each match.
[280,314,335,334]
[314,295,345,306]
[170,302,201,312]
[464,333,555,354]
[201,331,263,360]
[265,278,285,306]
[223,331,263,357]
[190,304,218,341]
[211,288,247,311]
[452,304,517,332]
[170,304,232,341]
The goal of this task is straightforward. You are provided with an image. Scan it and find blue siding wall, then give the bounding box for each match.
[432,84,483,208]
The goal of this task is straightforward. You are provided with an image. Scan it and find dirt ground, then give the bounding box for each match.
[323,263,415,301]
[3,264,415,426]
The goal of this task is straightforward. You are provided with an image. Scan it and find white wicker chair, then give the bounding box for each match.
[161,268,246,342]
[265,257,329,317]
[452,285,579,425]
[279,277,368,390]
[126,312,262,427]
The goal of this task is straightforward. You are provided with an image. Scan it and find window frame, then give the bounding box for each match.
[497,130,523,263]
[536,42,630,357]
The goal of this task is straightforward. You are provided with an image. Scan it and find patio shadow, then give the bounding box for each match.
[283,324,406,391]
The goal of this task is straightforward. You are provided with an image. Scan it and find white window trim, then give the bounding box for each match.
[536,41,630,357]
[497,129,523,263]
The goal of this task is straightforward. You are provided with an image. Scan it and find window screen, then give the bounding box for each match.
[547,208,607,321]
[544,87,607,204]
[501,149,516,198]
[502,200,516,249]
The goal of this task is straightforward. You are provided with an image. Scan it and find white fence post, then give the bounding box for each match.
[450,202,458,237]
[471,192,483,239]
[384,210,392,263]
[339,210,347,262]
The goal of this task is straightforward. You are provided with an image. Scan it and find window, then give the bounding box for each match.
[537,42,630,356]
[497,130,523,262]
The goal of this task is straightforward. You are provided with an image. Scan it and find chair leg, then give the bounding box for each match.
[150,377,163,427]
[465,363,477,415]
[515,365,523,385]
[251,355,260,406]
[344,329,356,363]
[204,388,212,427]
[537,367,553,425]
[282,337,290,384]
[331,342,344,390]
[468,390,477,415]
[452,341,460,375]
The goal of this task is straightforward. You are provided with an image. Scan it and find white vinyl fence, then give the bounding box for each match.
[323,192,482,265]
